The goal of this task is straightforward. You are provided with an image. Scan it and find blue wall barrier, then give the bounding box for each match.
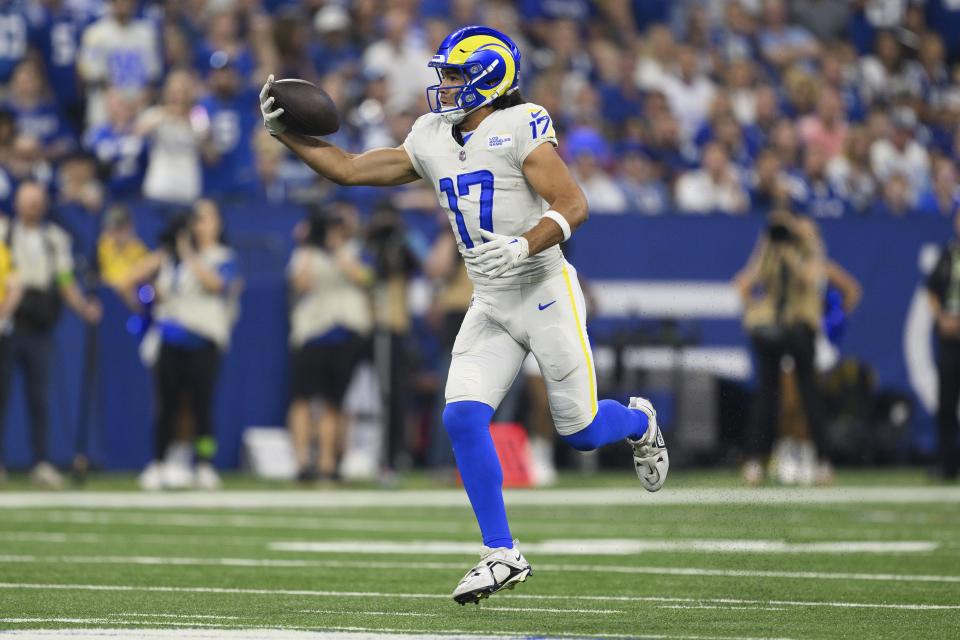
[1,206,952,469]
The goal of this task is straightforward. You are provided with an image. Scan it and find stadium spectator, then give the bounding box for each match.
[0,0,38,84]
[567,132,627,214]
[84,89,146,201]
[790,0,850,41]
[758,0,820,72]
[749,148,791,215]
[0,182,101,488]
[926,211,960,481]
[135,199,240,491]
[734,210,831,486]
[97,204,148,308]
[199,51,259,200]
[617,149,669,216]
[78,0,162,128]
[634,24,675,91]
[0,229,22,484]
[34,0,95,131]
[870,107,931,198]
[675,142,749,215]
[137,70,215,205]
[797,88,849,160]
[870,172,916,217]
[860,28,916,104]
[5,60,76,162]
[917,160,960,218]
[311,4,361,77]
[287,205,372,483]
[5,134,53,191]
[827,126,878,215]
[795,146,849,218]
[659,45,717,140]
[362,8,434,113]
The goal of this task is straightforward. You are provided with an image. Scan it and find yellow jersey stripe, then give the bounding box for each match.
[561,264,598,417]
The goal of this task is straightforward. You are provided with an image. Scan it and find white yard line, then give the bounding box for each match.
[2,511,470,534]
[297,610,440,618]
[4,554,960,585]
[0,486,958,509]
[478,606,623,614]
[268,539,938,555]
[0,582,956,612]
[0,627,798,640]
[660,605,781,612]
[107,613,241,620]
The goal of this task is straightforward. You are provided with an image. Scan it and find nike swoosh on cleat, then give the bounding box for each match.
[538,301,556,311]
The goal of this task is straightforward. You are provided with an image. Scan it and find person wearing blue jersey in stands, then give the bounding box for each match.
[199,51,258,200]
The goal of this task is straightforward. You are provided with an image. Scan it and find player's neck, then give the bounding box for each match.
[459,106,495,133]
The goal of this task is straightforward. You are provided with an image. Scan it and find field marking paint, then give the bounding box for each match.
[297,610,440,618]
[0,628,798,640]
[107,613,241,620]
[1,486,958,509]
[4,554,960,585]
[2,510,470,535]
[656,605,787,611]
[0,582,957,612]
[479,606,622,614]
[0,618,226,627]
[267,539,938,555]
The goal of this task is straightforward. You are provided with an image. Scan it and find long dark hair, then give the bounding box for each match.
[492,90,525,110]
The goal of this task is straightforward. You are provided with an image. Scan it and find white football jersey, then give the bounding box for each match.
[403,102,564,288]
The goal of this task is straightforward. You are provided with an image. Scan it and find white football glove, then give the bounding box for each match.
[259,74,286,136]
[465,229,530,278]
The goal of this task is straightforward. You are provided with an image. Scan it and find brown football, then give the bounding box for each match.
[268,78,340,136]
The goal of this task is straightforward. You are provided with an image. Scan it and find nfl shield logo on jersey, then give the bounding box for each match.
[459,149,467,161]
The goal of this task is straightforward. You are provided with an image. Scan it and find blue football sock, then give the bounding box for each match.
[561,399,648,452]
[443,400,513,549]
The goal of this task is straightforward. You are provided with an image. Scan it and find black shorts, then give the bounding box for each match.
[290,334,364,405]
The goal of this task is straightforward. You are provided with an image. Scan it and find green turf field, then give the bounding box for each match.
[0,470,958,639]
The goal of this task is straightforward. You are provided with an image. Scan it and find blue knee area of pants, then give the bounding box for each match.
[442,400,513,549]
[561,399,648,452]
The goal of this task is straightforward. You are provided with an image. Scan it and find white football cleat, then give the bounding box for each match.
[161,460,194,490]
[452,541,532,605]
[30,462,64,489]
[626,397,669,492]
[193,462,222,490]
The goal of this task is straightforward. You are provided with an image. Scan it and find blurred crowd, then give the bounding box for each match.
[3,0,960,487]
[2,0,960,219]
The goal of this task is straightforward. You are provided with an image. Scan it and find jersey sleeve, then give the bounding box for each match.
[512,103,558,167]
[402,114,431,179]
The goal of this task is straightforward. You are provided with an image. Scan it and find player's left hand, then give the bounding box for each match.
[465,229,529,278]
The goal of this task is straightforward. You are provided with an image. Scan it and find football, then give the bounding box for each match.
[268,78,340,136]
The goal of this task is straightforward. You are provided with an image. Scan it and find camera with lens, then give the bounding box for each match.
[157,209,193,260]
[365,203,417,279]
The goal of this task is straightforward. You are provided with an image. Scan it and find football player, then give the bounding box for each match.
[260,26,669,604]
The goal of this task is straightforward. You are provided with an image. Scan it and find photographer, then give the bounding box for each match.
[366,203,418,474]
[734,210,831,485]
[925,211,960,481]
[132,199,240,490]
[287,205,372,482]
[0,182,101,488]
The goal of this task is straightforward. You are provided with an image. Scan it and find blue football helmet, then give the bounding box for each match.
[426,25,521,125]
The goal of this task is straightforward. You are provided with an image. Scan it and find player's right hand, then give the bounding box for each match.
[259,75,287,136]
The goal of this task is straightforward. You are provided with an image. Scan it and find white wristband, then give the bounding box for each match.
[543,210,571,242]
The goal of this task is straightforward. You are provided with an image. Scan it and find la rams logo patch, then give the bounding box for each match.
[488,134,513,149]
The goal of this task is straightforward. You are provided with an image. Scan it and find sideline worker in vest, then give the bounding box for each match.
[0,182,102,488]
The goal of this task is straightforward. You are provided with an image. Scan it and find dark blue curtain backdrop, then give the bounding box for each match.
[1,207,951,469]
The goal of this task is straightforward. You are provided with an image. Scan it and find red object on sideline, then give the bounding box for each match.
[455,423,533,488]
